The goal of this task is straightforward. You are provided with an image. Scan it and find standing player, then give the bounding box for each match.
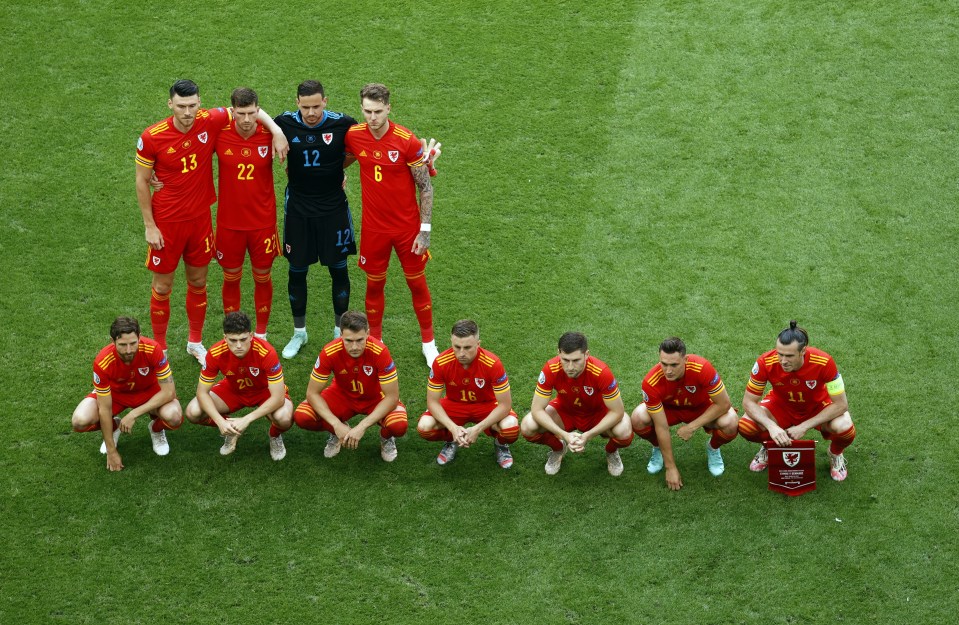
[520,332,633,476]
[135,79,288,365]
[416,320,519,469]
[630,337,739,491]
[738,321,856,481]
[214,88,281,338]
[293,310,407,462]
[185,312,293,460]
[344,83,441,366]
[274,80,358,359]
[72,316,182,471]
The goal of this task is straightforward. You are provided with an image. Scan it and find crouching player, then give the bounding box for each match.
[738,321,856,481]
[520,332,633,476]
[293,310,407,462]
[416,320,519,469]
[630,337,738,491]
[72,316,182,471]
[185,312,293,460]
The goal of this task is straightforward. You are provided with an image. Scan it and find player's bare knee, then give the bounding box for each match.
[500,414,519,430]
[611,417,633,440]
[716,410,739,434]
[71,398,98,431]
[520,413,539,437]
[630,403,651,428]
[184,398,203,423]
[416,414,438,434]
[829,412,853,432]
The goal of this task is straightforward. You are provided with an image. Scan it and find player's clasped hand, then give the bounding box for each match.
[567,432,586,453]
[218,420,241,437]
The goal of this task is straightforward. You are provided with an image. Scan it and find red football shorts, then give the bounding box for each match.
[358,229,430,275]
[658,403,736,427]
[86,389,160,416]
[145,215,214,273]
[761,394,831,428]
[424,398,517,426]
[297,383,406,421]
[215,225,280,269]
[208,379,289,413]
[549,399,605,433]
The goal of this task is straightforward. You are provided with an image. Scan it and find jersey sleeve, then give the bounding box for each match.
[641,378,663,414]
[491,359,510,396]
[151,350,172,382]
[746,358,768,396]
[198,352,221,387]
[92,360,112,397]
[263,348,284,385]
[821,355,842,395]
[427,362,445,394]
[377,348,399,386]
[534,364,554,399]
[405,131,425,167]
[311,352,333,385]
[702,360,725,398]
[135,130,156,169]
[599,367,621,402]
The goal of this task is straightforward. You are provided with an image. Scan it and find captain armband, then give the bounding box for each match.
[826,374,845,396]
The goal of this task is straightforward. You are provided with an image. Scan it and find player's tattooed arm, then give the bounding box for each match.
[411,164,434,254]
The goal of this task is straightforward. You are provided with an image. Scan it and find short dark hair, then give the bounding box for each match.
[659,337,687,356]
[297,80,325,98]
[170,79,199,98]
[231,87,258,108]
[360,83,390,105]
[223,311,252,335]
[340,310,370,333]
[777,320,809,350]
[451,319,479,339]
[558,331,588,354]
[110,316,140,340]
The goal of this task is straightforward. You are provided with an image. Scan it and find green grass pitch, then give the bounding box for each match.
[1,1,957,623]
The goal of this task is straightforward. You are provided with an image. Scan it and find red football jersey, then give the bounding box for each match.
[135,107,231,222]
[311,337,398,403]
[344,121,426,234]
[428,347,510,404]
[199,337,283,396]
[214,120,276,230]
[534,355,621,418]
[93,336,171,399]
[642,354,725,414]
[746,347,841,411]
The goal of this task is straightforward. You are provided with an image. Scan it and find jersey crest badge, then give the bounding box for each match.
[152,256,161,266]
[475,378,485,388]
[373,150,382,159]
[306,135,316,143]
[360,255,367,265]
[583,386,594,396]
[806,380,817,389]
[250,368,260,376]
[216,250,223,260]
[198,132,208,144]
[752,362,760,375]
[258,146,269,158]
[181,140,192,149]
[138,367,150,376]
[363,365,374,376]
[137,137,143,150]
[784,451,801,468]
[388,150,399,163]
[538,371,546,385]
[685,386,697,394]
[322,133,333,144]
